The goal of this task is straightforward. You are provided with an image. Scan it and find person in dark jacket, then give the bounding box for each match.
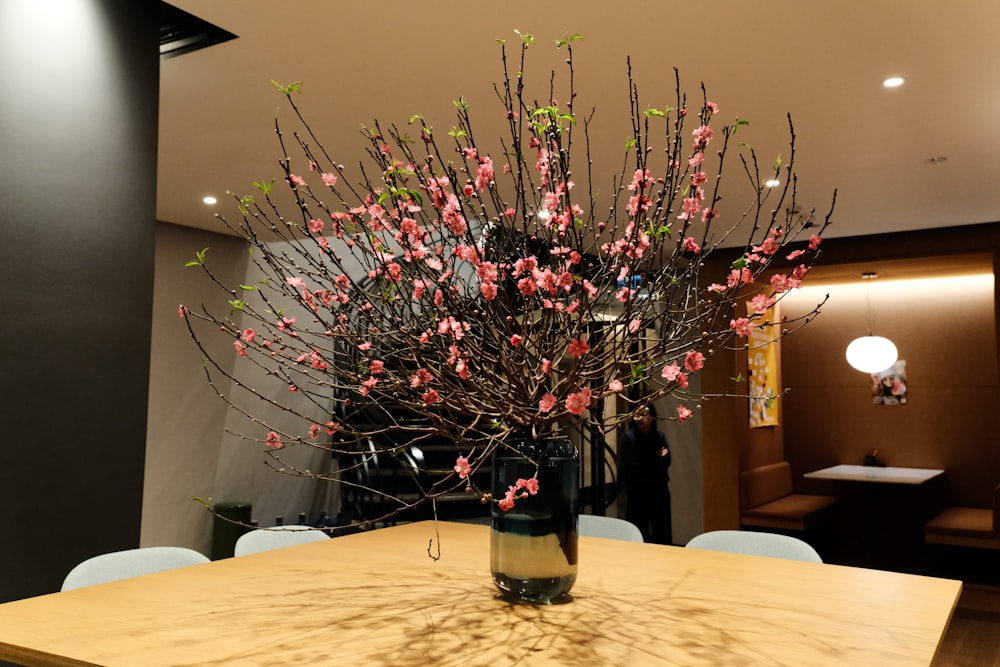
[620,403,672,544]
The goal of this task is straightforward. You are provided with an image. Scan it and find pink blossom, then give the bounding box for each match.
[410,368,434,387]
[565,387,592,415]
[753,237,780,255]
[475,156,494,191]
[369,359,384,375]
[234,341,246,357]
[676,405,694,423]
[308,218,324,234]
[454,456,472,479]
[309,424,322,439]
[568,338,590,358]
[661,362,682,382]
[177,304,188,318]
[809,234,823,250]
[689,152,705,167]
[480,282,498,300]
[539,393,557,412]
[510,334,522,347]
[786,249,805,261]
[609,380,624,393]
[324,421,339,435]
[750,294,777,314]
[517,478,540,495]
[706,283,726,294]
[286,276,305,288]
[541,358,553,376]
[690,171,708,186]
[731,317,756,337]
[727,268,753,289]
[321,172,338,186]
[692,124,714,147]
[498,495,516,512]
[358,341,372,352]
[682,237,702,255]
[360,376,378,395]
[422,389,441,406]
[265,431,281,448]
[288,174,306,187]
[241,328,257,343]
[629,319,642,333]
[684,350,705,372]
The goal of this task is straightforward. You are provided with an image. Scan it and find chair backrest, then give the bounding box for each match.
[61,546,210,591]
[740,462,794,509]
[233,525,331,556]
[578,514,644,542]
[685,529,822,563]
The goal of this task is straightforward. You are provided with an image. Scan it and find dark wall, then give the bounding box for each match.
[0,1,158,601]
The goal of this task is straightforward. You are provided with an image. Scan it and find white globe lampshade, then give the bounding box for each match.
[845,335,898,373]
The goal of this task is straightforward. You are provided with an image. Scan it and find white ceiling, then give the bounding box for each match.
[157,1,1000,246]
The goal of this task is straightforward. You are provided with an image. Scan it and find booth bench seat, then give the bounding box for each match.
[924,485,1000,550]
[740,462,839,532]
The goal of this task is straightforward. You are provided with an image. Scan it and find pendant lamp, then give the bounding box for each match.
[845,272,898,373]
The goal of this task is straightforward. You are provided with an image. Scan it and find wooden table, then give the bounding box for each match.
[804,464,945,484]
[0,521,960,666]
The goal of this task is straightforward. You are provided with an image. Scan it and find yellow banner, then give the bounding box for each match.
[747,304,779,428]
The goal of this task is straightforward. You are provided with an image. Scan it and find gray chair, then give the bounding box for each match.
[233,525,331,556]
[684,529,822,563]
[61,546,210,591]
[578,514,644,542]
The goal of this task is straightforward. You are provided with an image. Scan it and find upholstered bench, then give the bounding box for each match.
[740,461,839,531]
[923,485,1000,550]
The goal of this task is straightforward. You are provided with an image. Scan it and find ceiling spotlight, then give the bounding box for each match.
[764,179,780,188]
[925,156,948,166]
[882,76,904,88]
[203,196,218,205]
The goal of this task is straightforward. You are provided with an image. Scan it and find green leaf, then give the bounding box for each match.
[645,108,666,118]
[555,33,584,48]
[731,118,750,134]
[730,373,746,384]
[448,127,467,138]
[253,179,274,196]
[625,138,638,151]
[731,256,749,270]
[193,496,213,509]
[270,80,302,95]
[408,114,423,124]
[513,29,535,47]
[184,247,209,267]
[238,284,258,291]
[228,299,246,311]
[238,195,254,215]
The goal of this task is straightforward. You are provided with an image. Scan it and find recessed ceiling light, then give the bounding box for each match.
[203,196,218,205]
[883,76,904,88]
[764,179,780,188]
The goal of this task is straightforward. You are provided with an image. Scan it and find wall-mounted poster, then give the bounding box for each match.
[871,360,907,406]
[747,305,779,428]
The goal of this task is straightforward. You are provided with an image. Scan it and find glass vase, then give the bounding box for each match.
[490,437,579,604]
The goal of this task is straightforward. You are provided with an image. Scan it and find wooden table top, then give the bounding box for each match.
[0,521,960,666]
[804,464,946,484]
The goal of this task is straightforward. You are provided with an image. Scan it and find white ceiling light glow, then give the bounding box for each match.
[882,76,905,88]
[203,196,217,205]
[845,272,897,374]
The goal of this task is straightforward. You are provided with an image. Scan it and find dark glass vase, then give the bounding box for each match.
[490,437,579,604]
